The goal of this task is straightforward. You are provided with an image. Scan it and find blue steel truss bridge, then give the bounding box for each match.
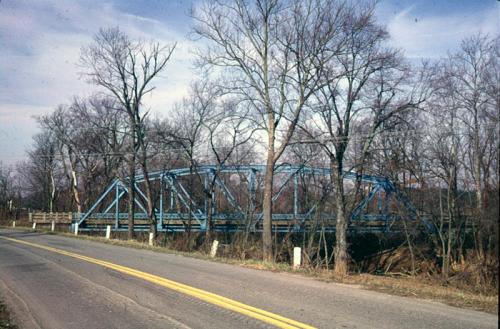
[78,164,428,234]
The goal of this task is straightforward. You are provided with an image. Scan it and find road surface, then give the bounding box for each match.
[0,229,497,329]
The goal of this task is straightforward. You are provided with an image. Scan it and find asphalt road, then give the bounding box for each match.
[0,229,497,329]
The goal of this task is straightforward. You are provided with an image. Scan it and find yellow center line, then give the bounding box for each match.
[0,236,316,329]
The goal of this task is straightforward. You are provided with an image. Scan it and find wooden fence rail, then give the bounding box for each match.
[29,212,74,224]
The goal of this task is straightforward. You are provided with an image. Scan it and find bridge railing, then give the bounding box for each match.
[29,212,74,224]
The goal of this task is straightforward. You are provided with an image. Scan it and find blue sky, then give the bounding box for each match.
[0,0,498,165]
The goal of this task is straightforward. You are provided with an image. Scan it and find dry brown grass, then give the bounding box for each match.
[329,273,498,314]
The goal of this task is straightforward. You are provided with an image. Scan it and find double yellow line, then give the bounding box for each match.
[0,236,316,329]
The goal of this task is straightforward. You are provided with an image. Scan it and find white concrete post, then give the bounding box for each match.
[106,225,111,239]
[12,221,15,228]
[74,223,79,235]
[293,247,302,269]
[210,240,219,258]
[51,221,55,232]
[32,222,36,230]
[149,232,154,246]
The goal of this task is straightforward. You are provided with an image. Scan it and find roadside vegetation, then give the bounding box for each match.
[0,0,498,314]
[0,299,16,329]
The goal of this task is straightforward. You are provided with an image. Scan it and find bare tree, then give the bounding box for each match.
[69,96,127,187]
[18,132,60,212]
[39,106,84,214]
[425,75,462,278]
[445,34,499,258]
[80,27,176,239]
[0,163,19,220]
[202,95,256,240]
[192,0,345,261]
[298,3,429,275]
[39,96,126,215]
[155,81,212,246]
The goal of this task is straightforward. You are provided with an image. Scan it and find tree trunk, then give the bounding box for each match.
[205,192,213,243]
[474,154,484,259]
[473,112,484,259]
[60,148,82,215]
[262,143,275,262]
[49,169,55,213]
[446,165,458,277]
[332,156,348,276]
[438,188,448,278]
[70,164,82,215]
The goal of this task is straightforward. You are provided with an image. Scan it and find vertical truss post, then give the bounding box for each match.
[159,174,164,230]
[293,173,299,218]
[204,173,208,215]
[170,186,175,209]
[115,183,120,229]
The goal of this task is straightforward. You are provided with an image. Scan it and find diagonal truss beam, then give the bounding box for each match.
[80,165,426,232]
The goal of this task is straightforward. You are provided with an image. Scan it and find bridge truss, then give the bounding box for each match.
[78,164,427,233]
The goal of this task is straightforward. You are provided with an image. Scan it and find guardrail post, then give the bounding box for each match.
[106,225,111,239]
[149,232,154,246]
[74,222,79,235]
[51,221,55,232]
[12,221,15,228]
[293,247,301,269]
[32,222,36,230]
[210,240,219,258]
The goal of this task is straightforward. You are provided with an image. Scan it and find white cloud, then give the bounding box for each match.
[0,0,196,164]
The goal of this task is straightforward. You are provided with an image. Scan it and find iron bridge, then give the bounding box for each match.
[78,164,428,233]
